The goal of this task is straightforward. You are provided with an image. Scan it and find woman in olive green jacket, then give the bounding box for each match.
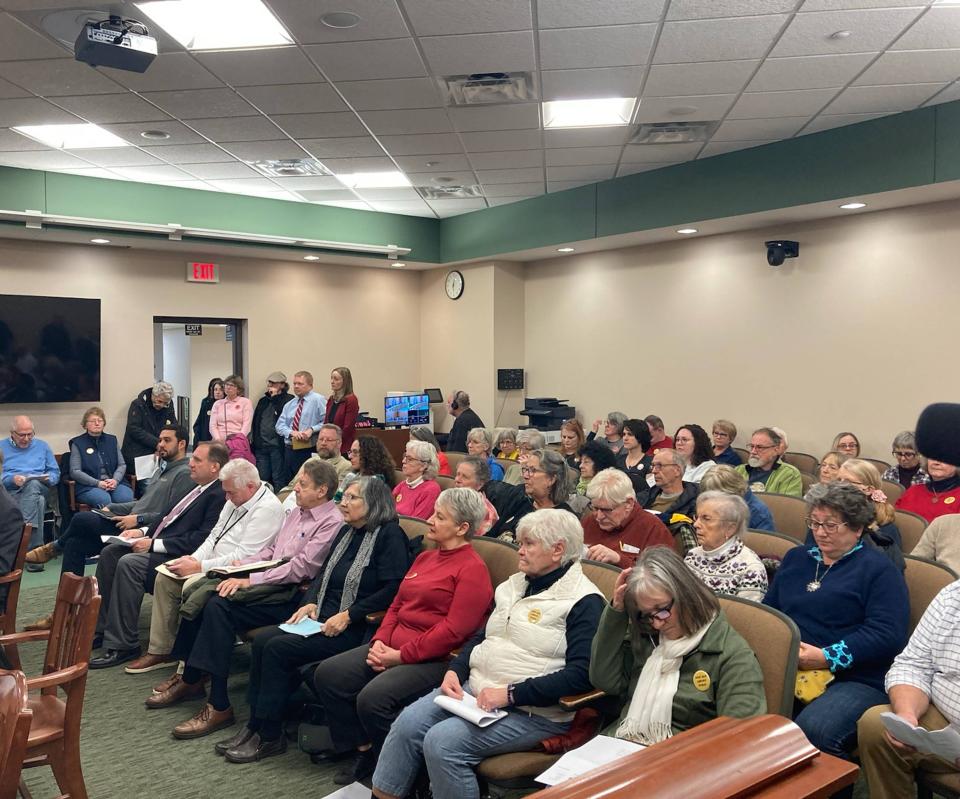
[590,547,766,743]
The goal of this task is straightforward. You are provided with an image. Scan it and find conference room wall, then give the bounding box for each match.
[0,239,421,453]
[524,197,960,462]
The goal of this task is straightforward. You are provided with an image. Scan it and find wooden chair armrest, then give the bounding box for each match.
[0,629,50,646]
[67,479,78,509]
[0,569,22,585]
[560,688,607,710]
[27,663,88,692]
[365,611,386,625]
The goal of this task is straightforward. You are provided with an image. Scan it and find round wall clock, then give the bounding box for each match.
[445,269,464,300]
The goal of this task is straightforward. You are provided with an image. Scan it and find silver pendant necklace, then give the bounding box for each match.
[806,560,835,592]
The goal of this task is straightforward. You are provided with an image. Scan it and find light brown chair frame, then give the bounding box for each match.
[754,493,808,543]
[0,669,32,799]
[897,510,929,557]
[0,525,32,669]
[782,452,818,476]
[903,555,957,634]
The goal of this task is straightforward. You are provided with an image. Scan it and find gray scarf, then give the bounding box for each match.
[314,525,381,613]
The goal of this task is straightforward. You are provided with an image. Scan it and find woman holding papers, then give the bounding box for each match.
[312,487,494,785]
[590,547,765,748]
[372,508,604,799]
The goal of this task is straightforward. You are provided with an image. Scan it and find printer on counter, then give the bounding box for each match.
[519,397,576,431]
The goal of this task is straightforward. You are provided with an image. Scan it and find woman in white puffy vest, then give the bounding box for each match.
[371,508,605,799]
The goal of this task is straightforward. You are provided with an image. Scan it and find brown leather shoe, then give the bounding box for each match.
[23,614,53,632]
[172,704,235,740]
[152,667,185,694]
[145,674,205,709]
[25,542,58,564]
[125,652,175,674]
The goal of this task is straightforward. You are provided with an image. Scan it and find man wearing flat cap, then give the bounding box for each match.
[251,372,292,490]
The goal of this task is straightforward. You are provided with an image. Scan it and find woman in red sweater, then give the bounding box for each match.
[393,440,442,519]
[325,366,360,454]
[895,458,960,522]
[312,487,494,784]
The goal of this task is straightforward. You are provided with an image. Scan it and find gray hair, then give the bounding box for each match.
[515,508,583,566]
[892,430,917,451]
[517,429,546,450]
[409,426,441,451]
[460,455,490,485]
[405,440,440,480]
[467,427,493,452]
[494,428,518,449]
[319,423,343,440]
[753,427,782,447]
[152,381,174,400]
[219,458,260,490]
[699,464,747,497]
[530,449,571,505]
[772,427,788,449]
[627,547,719,636]
[586,468,634,505]
[607,412,628,435]
[436,487,487,539]
[804,481,874,533]
[696,490,749,538]
[302,458,339,499]
[343,474,398,529]
[657,448,688,472]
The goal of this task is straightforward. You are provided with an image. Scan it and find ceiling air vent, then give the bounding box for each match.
[439,72,537,106]
[417,185,485,200]
[250,158,329,177]
[631,121,720,145]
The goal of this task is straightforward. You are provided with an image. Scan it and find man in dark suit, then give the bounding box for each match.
[0,460,25,614]
[446,390,485,453]
[89,441,229,669]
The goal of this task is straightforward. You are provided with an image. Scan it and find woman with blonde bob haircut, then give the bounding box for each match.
[832,458,903,570]
[711,419,742,466]
[392,440,442,520]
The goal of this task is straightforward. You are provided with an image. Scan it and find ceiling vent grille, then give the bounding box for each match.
[439,72,537,106]
[631,121,720,145]
[250,158,329,177]
[417,185,485,200]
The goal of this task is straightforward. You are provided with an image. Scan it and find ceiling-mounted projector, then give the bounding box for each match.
[75,15,157,73]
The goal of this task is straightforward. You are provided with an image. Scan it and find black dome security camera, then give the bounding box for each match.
[765,240,799,267]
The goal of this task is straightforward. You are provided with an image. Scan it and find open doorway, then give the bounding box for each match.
[152,317,246,442]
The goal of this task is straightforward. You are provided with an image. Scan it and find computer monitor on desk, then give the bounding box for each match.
[384,394,430,428]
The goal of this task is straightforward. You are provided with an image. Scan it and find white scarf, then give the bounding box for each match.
[615,614,716,745]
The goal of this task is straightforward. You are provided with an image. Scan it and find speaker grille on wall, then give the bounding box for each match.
[498,369,524,390]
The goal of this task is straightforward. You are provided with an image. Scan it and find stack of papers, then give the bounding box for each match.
[880,712,960,762]
[278,618,325,637]
[433,692,507,728]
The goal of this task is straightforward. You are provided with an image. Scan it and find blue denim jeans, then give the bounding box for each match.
[373,685,568,799]
[9,480,48,548]
[75,482,134,508]
[795,679,889,758]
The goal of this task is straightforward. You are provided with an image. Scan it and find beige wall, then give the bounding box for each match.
[0,239,421,452]
[525,197,960,462]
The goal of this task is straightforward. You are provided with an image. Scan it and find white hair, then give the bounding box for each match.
[467,427,493,452]
[219,458,260,489]
[585,468,634,505]
[516,508,584,566]
[405,440,440,480]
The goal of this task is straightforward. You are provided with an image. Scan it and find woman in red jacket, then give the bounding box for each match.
[325,366,360,455]
[895,458,960,522]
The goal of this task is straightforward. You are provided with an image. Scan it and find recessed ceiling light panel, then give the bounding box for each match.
[320,11,361,29]
[303,255,320,261]
[135,0,293,50]
[140,129,171,140]
[676,228,698,235]
[13,123,130,150]
[439,72,537,106]
[335,171,410,189]
[632,121,719,145]
[839,202,866,210]
[557,247,575,253]
[251,158,329,178]
[542,97,637,129]
[90,238,111,244]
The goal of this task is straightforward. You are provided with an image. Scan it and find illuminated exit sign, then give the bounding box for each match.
[187,262,220,283]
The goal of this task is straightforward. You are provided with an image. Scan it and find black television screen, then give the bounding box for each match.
[0,295,101,404]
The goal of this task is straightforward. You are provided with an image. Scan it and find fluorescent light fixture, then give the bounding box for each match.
[334,171,411,189]
[542,97,637,129]
[391,262,406,268]
[135,0,293,50]
[303,255,320,261]
[12,123,130,150]
[90,238,111,244]
[676,228,698,235]
[557,247,575,253]
[839,202,866,210]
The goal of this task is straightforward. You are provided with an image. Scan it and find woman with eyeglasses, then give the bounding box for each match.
[764,482,908,760]
[484,449,575,540]
[567,439,618,517]
[493,428,519,460]
[343,436,399,498]
[209,374,253,442]
[832,432,861,459]
[817,451,845,485]
[410,426,450,476]
[711,419,742,466]
[673,424,716,484]
[882,431,929,490]
[895,459,960,523]
[590,546,765,746]
[392,440,442,520]
[588,411,628,455]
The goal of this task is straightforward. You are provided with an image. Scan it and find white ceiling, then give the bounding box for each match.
[0,0,958,219]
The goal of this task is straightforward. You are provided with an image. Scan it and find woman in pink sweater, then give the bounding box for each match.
[209,374,253,441]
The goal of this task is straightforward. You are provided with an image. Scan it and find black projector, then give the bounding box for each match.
[75,18,157,73]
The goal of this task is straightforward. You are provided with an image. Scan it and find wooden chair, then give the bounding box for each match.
[863,457,892,475]
[0,525,32,670]
[897,510,929,556]
[0,573,100,799]
[470,537,519,589]
[0,669,32,799]
[782,452,818,476]
[903,555,957,634]
[59,451,91,516]
[718,596,801,717]
[755,493,808,542]
[882,479,904,503]
[435,474,455,491]
[444,452,467,472]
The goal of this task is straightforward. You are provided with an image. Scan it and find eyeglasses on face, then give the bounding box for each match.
[521,466,546,476]
[402,455,427,464]
[748,443,776,451]
[650,462,678,471]
[340,493,363,503]
[893,450,918,459]
[837,442,858,451]
[637,598,674,624]
[589,501,625,515]
[806,518,849,533]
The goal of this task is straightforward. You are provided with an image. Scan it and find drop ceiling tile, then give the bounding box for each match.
[188,116,283,143]
[802,0,926,9]
[182,161,261,179]
[540,25,657,70]
[270,176,344,190]
[655,15,789,63]
[824,82,944,114]
[925,82,960,107]
[420,31,536,74]
[394,152,471,171]
[68,147,163,167]
[482,181,544,197]
[799,112,887,134]
[427,199,487,217]
[100,53,223,92]
[547,164,615,180]
[196,47,323,87]
[449,103,540,132]
[545,146,623,166]
[102,120,206,146]
[749,53,876,91]
[222,140,308,160]
[239,83,347,114]
[271,111,367,137]
[304,40,426,80]
[541,67,644,101]
[353,187,422,200]
[322,156,397,172]
[406,170,478,185]
[403,0,531,35]
[360,108,453,135]
[728,87,839,119]
[300,136,385,157]
[547,179,596,191]
[477,166,544,183]
[469,149,542,169]
[267,0,410,44]
[543,127,631,147]
[538,0,666,28]
[892,8,960,51]
[0,76,29,99]
[616,162,680,176]
[207,177,284,192]
[312,199,372,209]
[772,8,924,57]
[0,58,124,96]
[141,143,236,163]
[621,142,703,162]
[110,165,195,182]
[142,89,257,119]
[699,139,775,157]
[0,150,88,169]
[56,93,170,124]
[0,97,80,126]
[854,50,960,86]
[644,60,759,96]
[378,133,464,154]
[668,0,797,19]
[57,167,124,180]
[336,77,442,110]
[0,128,53,150]
[460,129,542,150]
[487,195,539,206]
[635,93,736,122]
[371,200,436,216]
[713,116,809,140]
[0,17,68,61]
[294,189,359,201]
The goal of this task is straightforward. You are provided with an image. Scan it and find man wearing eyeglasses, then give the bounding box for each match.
[735,427,802,497]
[0,416,59,558]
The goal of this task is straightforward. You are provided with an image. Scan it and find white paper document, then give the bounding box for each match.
[134,454,159,481]
[535,735,646,786]
[433,692,507,728]
[207,558,286,577]
[155,563,188,581]
[100,535,135,547]
[278,618,325,637]
[319,783,371,799]
[881,712,960,763]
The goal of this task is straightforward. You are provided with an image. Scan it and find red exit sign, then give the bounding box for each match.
[186,262,220,283]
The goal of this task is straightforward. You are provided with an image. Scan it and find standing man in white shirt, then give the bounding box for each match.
[275,371,327,487]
